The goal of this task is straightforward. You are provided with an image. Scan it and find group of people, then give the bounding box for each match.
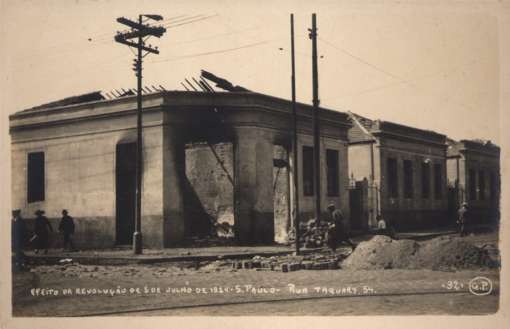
[10,202,473,269]
[11,209,76,270]
[323,201,472,255]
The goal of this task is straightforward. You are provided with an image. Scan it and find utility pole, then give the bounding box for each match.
[309,13,321,224]
[290,14,300,254]
[115,14,166,254]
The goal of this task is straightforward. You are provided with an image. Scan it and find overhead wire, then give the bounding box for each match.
[149,40,271,64]
[317,36,480,112]
[11,13,220,76]
[13,14,208,63]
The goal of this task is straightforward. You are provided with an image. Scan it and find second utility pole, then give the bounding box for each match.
[309,13,321,224]
[290,14,300,254]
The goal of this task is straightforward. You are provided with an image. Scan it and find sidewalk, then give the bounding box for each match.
[23,245,298,265]
[22,227,467,266]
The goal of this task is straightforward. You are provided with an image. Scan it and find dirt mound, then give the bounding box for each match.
[342,235,419,270]
[411,235,495,270]
[342,235,497,270]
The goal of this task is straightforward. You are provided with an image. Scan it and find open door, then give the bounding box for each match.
[116,142,136,245]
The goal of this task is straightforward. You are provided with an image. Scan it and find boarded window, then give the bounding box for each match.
[403,160,413,199]
[469,169,476,201]
[478,170,485,201]
[434,163,443,200]
[326,149,339,197]
[387,158,398,198]
[27,152,45,203]
[302,146,314,196]
[422,162,430,199]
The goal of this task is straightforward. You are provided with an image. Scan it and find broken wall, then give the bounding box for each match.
[184,142,234,238]
[273,145,290,243]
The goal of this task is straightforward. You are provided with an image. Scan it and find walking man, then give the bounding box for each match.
[33,209,53,254]
[326,204,356,251]
[457,202,469,237]
[59,209,76,251]
[12,209,27,270]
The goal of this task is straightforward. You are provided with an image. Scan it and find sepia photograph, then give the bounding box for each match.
[1,0,509,327]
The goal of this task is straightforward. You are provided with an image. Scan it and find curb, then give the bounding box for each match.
[26,250,300,266]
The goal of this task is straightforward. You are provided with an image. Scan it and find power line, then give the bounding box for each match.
[13,14,204,63]
[163,14,218,29]
[173,26,262,46]
[93,15,200,42]
[319,37,405,82]
[150,40,270,64]
[318,36,480,112]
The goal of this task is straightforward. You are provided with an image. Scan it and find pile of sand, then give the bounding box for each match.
[341,235,419,270]
[342,235,497,270]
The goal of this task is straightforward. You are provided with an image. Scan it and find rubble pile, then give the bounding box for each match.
[342,235,499,270]
[288,219,331,248]
[231,251,350,272]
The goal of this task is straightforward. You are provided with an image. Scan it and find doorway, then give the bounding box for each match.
[116,142,136,245]
[184,141,235,239]
[273,145,290,243]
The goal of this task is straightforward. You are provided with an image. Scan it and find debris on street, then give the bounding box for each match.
[288,218,332,248]
[342,235,500,270]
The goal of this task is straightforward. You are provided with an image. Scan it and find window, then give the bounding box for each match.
[490,172,498,200]
[421,162,430,199]
[302,146,314,196]
[434,163,443,200]
[469,169,476,201]
[387,158,398,198]
[478,170,485,201]
[403,160,413,199]
[326,149,339,196]
[27,152,45,203]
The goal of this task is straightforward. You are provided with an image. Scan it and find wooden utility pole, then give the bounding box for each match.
[309,13,321,224]
[115,14,166,254]
[290,14,300,254]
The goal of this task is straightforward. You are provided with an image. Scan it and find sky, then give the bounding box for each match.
[0,0,508,144]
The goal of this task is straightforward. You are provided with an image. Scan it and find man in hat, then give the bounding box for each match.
[11,209,27,270]
[59,209,76,251]
[33,210,53,254]
[457,202,469,237]
[326,204,356,251]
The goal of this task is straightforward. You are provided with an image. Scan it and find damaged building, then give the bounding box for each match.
[446,138,500,224]
[10,89,352,248]
[347,112,449,230]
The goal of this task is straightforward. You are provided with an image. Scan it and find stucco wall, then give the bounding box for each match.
[11,110,165,249]
[11,92,352,247]
[298,134,350,227]
[460,152,500,222]
[377,137,448,229]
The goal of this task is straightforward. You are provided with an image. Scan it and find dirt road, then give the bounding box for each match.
[13,265,498,316]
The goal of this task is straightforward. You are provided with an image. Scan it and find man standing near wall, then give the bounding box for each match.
[327,204,356,251]
[33,210,53,254]
[11,209,27,270]
[59,209,76,251]
[457,203,469,237]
